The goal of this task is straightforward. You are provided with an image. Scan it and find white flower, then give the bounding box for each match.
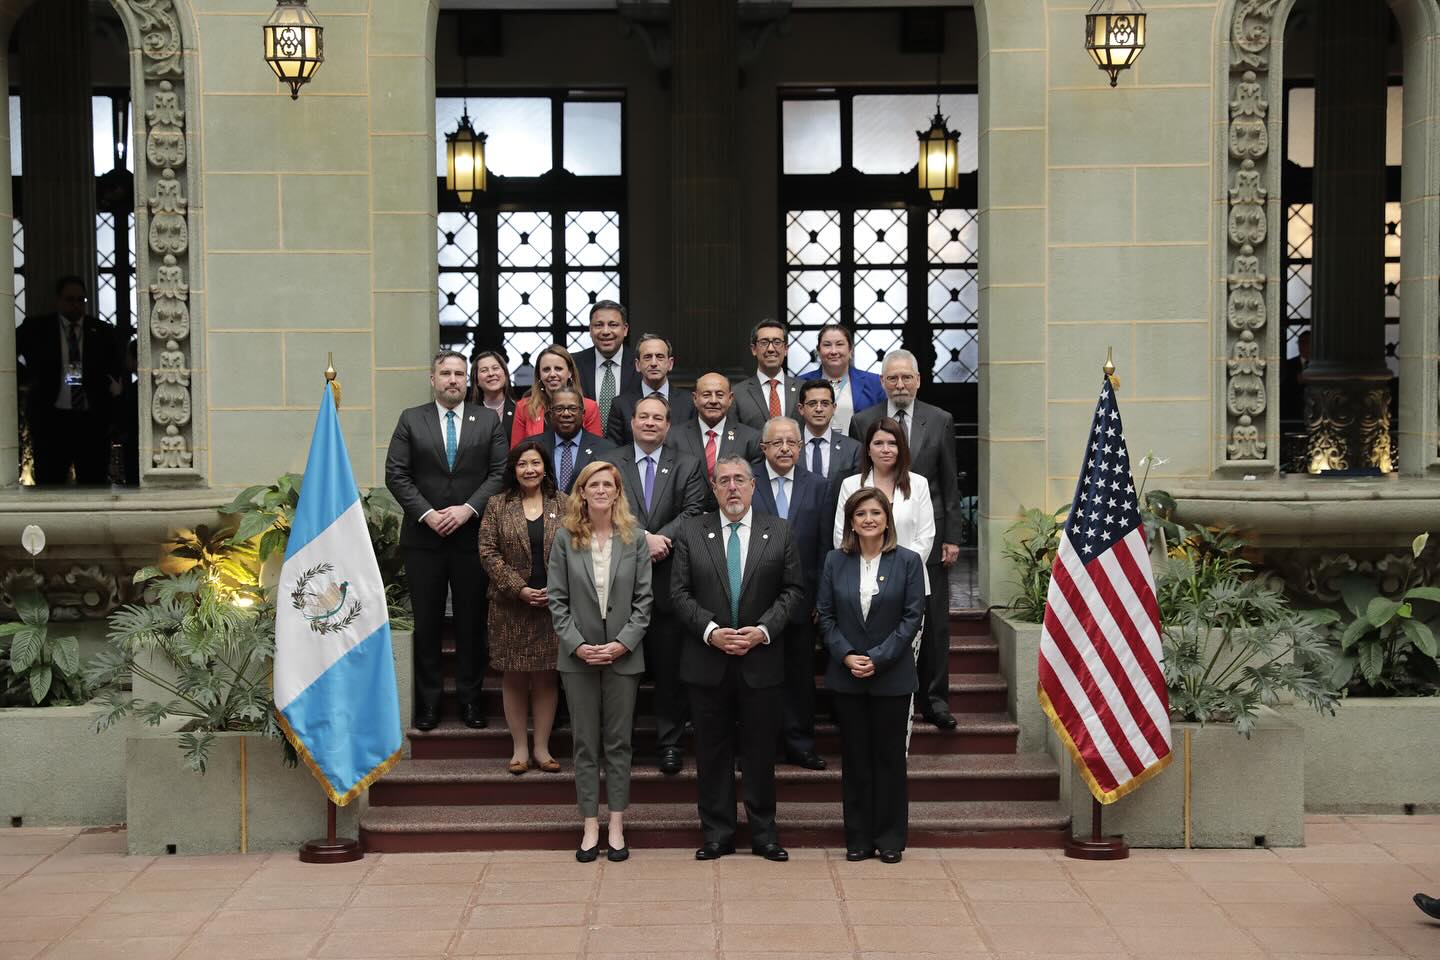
[1137,452,1170,469]
[20,524,45,557]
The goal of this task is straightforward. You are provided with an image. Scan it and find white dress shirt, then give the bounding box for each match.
[643,380,671,402]
[803,426,833,479]
[832,471,935,593]
[765,463,796,518]
[595,345,625,391]
[756,369,785,415]
[698,415,727,447]
[886,400,914,442]
[829,374,854,434]
[55,317,84,411]
[702,508,770,645]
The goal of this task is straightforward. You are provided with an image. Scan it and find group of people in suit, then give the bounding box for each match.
[384,300,962,864]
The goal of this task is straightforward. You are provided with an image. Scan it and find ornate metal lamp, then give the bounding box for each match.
[1085,0,1147,87]
[263,0,325,100]
[445,108,487,205]
[916,48,959,204]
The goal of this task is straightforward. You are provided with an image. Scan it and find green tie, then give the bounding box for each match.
[727,521,743,627]
[598,360,617,428]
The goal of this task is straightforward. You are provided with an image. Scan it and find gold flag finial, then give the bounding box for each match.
[1103,347,1119,390]
[325,352,342,407]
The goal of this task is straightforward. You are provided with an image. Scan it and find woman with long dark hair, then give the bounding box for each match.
[831,417,935,596]
[468,349,516,442]
[511,344,602,446]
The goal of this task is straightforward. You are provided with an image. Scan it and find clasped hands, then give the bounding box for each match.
[644,532,671,561]
[709,626,767,656]
[843,653,876,679]
[577,641,628,665]
[423,505,475,537]
[517,586,548,608]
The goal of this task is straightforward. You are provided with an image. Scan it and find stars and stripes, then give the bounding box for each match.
[1038,376,1172,803]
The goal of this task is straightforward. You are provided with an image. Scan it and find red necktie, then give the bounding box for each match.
[767,379,781,418]
[704,429,718,476]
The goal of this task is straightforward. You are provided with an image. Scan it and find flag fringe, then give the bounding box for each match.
[1037,682,1173,806]
[275,708,402,809]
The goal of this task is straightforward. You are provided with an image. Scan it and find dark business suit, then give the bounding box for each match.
[604,385,694,447]
[801,428,862,518]
[669,418,763,510]
[817,546,926,853]
[600,443,707,750]
[850,400,962,718]
[535,429,614,494]
[385,403,507,712]
[753,468,830,758]
[574,345,641,405]
[731,373,802,430]
[671,512,805,847]
[16,313,123,485]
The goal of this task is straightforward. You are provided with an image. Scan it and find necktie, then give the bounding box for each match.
[704,429,718,476]
[599,360,617,427]
[445,411,457,470]
[727,521,743,626]
[558,439,574,493]
[810,437,824,477]
[66,322,86,410]
[775,476,788,520]
[642,455,655,513]
[767,379,781,418]
[896,408,909,441]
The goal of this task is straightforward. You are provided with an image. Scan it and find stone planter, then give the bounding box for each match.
[392,628,413,751]
[0,702,130,827]
[992,612,1047,751]
[126,730,358,855]
[1284,697,1440,814]
[1053,706,1304,847]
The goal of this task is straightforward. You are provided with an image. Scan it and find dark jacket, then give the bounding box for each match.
[573,345,641,400]
[752,466,830,624]
[668,417,764,511]
[731,373,802,430]
[534,429,615,494]
[816,546,926,697]
[604,386,695,447]
[385,402,507,551]
[599,443,707,609]
[16,313,123,418]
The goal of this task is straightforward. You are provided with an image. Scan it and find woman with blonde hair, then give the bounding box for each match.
[512,344,603,446]
[548,460,652,862]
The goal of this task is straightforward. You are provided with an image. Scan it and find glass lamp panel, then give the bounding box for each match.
[855,94,976,175]
[436,97,551,177]
[563,101,622,176]
[782,99,841,175]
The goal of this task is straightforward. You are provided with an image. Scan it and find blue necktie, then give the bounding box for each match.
[727,521,743,627]
[445,411,457,470]
[811,437,824,477]
[642,455,655,513]
[775,476,788,520]
[558,440,574,493]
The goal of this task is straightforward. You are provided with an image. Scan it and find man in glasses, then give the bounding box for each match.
[796,379,862,511]
[731,319,801,430]
[537,385,613,495]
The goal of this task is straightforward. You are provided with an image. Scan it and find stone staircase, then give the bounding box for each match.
[359,612,1070,851]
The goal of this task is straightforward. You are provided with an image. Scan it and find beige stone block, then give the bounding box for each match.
[281,174,371,251]
[1045,400,1098,478]
[371,136,436,213]
[1049,88,1210,166]
[1134,6,1219,87]
[980,285,1044,363]
[982,208,1043,285]
[209,408,372,486]
[1047,244,1208,323]
[983,129,1045,208]
[373,214,436,292]
[1135,166,1210,243]
[980,0,1046,52]
[1049,168,1133,245]
[1120,398,1209,476]
[1133,321,1210,399]
[209,331,283,408]
[979,438,1047,516]
[984,361,1046,439]
[370,1,438,57]
[375,292,438,369]
[207,253,371,329]
[977,514,1017,607]
[369,57,433,136]
[302,15,368,96]
[983,51,1045,129]
[375,369,430,446]
[285,331,373,409]
[192,0,368,11]
[202,95,369,173]
[204,174,279,250]
[196,14,281,95]
[1048,323,1132,401]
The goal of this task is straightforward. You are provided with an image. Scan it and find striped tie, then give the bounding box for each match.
[598,360,617,428]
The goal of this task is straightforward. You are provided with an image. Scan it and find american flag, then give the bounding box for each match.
[1038,375,1172,803]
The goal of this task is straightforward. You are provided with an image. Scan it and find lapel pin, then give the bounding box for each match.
[727,431,735,441]
[468,416,475,422]
[707,532,715,539]
[584,448,593,455]
[878,575,886,582]
[762,533,769,540]
[661,467,669,474]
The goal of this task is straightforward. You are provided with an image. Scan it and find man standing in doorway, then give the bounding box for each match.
[574,300,638,430]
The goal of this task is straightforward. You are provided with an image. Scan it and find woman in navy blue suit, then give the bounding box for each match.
[817,488,926,864]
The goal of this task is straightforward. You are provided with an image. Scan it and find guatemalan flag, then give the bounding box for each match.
[275,384,402,805]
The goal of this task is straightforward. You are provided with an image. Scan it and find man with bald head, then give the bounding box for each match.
[668,372,763,511]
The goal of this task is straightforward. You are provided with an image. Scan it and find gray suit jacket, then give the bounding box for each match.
[547,528,653,675]
[731,373,803,430]
[849,399,962,557]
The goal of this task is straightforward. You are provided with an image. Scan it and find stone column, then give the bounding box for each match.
[1303,0,1392,472]
[18,0,97,311]
[669,0,741,372]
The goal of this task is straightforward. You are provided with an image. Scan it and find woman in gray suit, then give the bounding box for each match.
[548,460,653,863]
[817,488,926,864]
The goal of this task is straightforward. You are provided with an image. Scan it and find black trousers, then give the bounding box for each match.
[689,662,782,847]
[780,621,818,757]
[406,546,486,709]
[30,408,110,485]
[647,610,688,749]
[833,692,909,852]
[917,566,950,716]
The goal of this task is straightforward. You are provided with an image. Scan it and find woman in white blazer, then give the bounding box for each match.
[832,416,936,594]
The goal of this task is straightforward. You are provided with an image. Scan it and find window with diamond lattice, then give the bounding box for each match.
[435,93,624,378]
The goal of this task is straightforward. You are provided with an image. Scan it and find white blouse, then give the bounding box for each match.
[833,470,936,593]
[859,552,882,619]
[592,534,613,617]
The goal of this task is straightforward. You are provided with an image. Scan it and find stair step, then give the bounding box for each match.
[359,799,1070,852]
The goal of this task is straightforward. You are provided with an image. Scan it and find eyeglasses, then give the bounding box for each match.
[763,439,800,449]
[550,404,580,414]
[752,337,786,348]
[882,372,919,385]
[801,399,833,409]
[714,476,753,488]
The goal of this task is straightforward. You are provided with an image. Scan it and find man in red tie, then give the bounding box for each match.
[669,372,763,512]
[732,320,802,430]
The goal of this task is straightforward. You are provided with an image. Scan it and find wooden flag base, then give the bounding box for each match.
[298,799,363,863]
[1064,798,1129,861]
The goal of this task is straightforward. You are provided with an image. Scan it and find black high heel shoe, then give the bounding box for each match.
[576,843,600,863]
[606,844,630,862]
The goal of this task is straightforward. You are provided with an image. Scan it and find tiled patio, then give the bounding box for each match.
[1,816,1438,959]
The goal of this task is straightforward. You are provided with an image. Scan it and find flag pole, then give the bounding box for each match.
[296,354,364,865]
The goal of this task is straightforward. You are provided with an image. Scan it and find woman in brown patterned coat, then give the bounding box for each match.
[479,439,565,775]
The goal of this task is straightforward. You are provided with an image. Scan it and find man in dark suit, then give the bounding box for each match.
[670,372,762,511]
[731,319,801,430]
[752,417,830,771]
[16,275,124,485]
[572,300,639,429]
[535,385,613,495]
[796,379,862,513]
[604,333,694,446]
[600,394,707,773]
[849,348,963,731]
[671,456,805,862]
[385,350,507,731]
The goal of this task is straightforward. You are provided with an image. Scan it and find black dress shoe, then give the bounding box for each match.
[694,842,736,861]
[1415,893,1440,920]
[879,849,903,864]
[752,842,789,862]
[926,710,958,731]
[413,706,439,731]
[606,845,630,863]
[575,843,599,863]
[658,747,683,776]
[461,703,488,729]
[787,750,827,771]
[845,849,874,862]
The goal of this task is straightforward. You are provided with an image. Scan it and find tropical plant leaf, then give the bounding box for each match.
[1366,596,1403,628]
[179,731,213,774]
[9,626,42,673]
[1338,574,1381,620]
[219,484,271,514]
[14,591,48,626]
[1402,618,1438,659]
[27,665,52,704]
[1414,532,1430,559]
[1330,654,1357,689]
[50,635,80,676]
[228,509,278,547]
[257,527,289,565]
[1358,642,1385,683]
[0,622,25,637]
[1404,586,1440,604]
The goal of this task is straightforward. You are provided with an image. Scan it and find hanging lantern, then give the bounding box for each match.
[916,109,960,203]
[1085,0,1147,87]
[446,109,488,205]
[263,0,325,100]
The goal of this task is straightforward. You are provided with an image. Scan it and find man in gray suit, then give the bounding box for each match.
[600,395,707,774]
[849,349,963,731]
[385,351,507,731]
[731,319,802,430]
[671,456,805,862]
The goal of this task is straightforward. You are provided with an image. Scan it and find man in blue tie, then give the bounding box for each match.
[797,379,862,514]
[538,385,613,495]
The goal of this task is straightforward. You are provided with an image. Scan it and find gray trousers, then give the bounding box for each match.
[561,668,640,818]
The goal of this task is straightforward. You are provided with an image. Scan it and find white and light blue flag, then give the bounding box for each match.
[275,384,402,805]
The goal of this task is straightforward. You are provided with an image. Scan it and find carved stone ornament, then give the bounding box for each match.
[1260,547,1436,604]
[0,563,136,620]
